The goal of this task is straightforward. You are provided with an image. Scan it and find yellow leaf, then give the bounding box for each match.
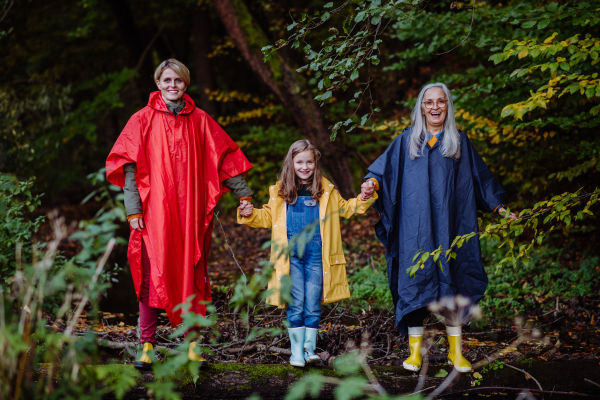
[518,49,529,59]
[544,33,557,44]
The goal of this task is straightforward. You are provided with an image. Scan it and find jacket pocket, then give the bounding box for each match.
[329,253,347,289]
[329,254,346,266]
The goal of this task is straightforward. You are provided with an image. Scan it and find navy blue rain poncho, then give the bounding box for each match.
[365,127,507,335]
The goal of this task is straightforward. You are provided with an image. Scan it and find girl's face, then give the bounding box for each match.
[293,150,315,184]
[156,68,187,104]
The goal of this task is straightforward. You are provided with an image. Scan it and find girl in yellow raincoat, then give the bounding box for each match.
[238,140,377,367]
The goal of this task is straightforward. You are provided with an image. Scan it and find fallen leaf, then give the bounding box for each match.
[435,369,449,378]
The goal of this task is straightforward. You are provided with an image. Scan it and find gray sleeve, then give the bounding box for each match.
[123,163,143,216]
[222,174,253,199]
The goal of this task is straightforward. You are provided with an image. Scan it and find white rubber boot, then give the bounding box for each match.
[304,328,321,365]
[288,327,306,367]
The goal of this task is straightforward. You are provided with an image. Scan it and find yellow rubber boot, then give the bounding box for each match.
[134,342,153,370]
[188,341,208,368]
[402,327,423,372]
[446,326,472,372]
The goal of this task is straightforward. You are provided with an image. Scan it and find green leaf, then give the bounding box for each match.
[522,20,537,29]
[321,12,331,21]
[537,19,551,29]
[350,69,359,81]
[360,113,369,126]
[560,62,570,71]
[586,88,595,98]
[412,250,423,263]
[324,2,334,8]
[355,11,366,23]
[435,369,449,378]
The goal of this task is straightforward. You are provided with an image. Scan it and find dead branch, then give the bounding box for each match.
[504,363,543,391]
[435,386,595,398]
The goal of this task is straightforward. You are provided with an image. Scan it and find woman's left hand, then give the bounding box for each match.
[498,207,518,222]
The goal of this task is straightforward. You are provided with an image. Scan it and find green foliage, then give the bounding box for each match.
[481,241,600,317]
[0,175,45,283]
[471,361,504,386]
[347,256,393,311]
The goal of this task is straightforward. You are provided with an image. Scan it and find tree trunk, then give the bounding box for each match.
[192,6,218,118]
[212,0,356,198]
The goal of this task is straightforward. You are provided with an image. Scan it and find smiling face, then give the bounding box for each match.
[156,68,187,104]
[422,86,448,134]
[293,150,316,184]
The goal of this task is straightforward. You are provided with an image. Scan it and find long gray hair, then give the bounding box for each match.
[409,83,461,160]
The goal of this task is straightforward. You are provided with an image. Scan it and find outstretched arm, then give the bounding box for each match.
[237,201,273,228]
[337,190,378,219]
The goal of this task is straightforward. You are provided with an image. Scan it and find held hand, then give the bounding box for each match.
[360,180,376,201]
[498,207,518,222]
[130,217,145,232]
[239,200,254,217]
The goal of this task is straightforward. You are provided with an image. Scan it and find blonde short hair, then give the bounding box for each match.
[154,59,191,86]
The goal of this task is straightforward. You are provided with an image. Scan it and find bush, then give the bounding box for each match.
[347,255,393,312]
[481,239,600,317]
[0,175,46,284]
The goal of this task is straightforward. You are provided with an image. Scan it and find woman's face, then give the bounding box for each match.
[421,87,448,132]
[156,68,187,103]
[293,150,315,184]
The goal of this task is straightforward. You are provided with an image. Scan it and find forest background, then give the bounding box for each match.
[1,0,600,399]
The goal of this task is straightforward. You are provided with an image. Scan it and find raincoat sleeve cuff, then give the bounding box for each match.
[127,213,143,222]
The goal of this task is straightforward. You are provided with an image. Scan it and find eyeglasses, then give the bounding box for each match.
[423,99,447,109]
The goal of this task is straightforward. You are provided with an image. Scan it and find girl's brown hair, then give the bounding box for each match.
[278,140,324,204]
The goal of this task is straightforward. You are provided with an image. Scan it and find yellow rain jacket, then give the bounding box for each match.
[237,177,377,307]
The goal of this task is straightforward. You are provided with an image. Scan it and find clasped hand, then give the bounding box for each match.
[239,199,253,217]
[360,180,376,201]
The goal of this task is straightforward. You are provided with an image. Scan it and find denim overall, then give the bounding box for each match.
[286,196,323,329]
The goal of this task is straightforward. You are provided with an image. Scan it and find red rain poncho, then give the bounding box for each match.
[106,92,252,325]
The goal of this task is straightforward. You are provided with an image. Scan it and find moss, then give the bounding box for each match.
[231,0,283,84]
[168,362,353,388]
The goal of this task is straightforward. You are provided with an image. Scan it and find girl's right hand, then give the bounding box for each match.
[239,200,254,217]
[130,218,145,232]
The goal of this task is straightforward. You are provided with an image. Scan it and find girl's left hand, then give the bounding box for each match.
[360,181,375,201]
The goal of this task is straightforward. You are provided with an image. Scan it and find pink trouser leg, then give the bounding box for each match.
[139,240,159,345]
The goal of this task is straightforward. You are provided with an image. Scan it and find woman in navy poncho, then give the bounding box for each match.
[362,83,516,373]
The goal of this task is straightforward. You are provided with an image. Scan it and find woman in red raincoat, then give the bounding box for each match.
[106,59,252,369]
